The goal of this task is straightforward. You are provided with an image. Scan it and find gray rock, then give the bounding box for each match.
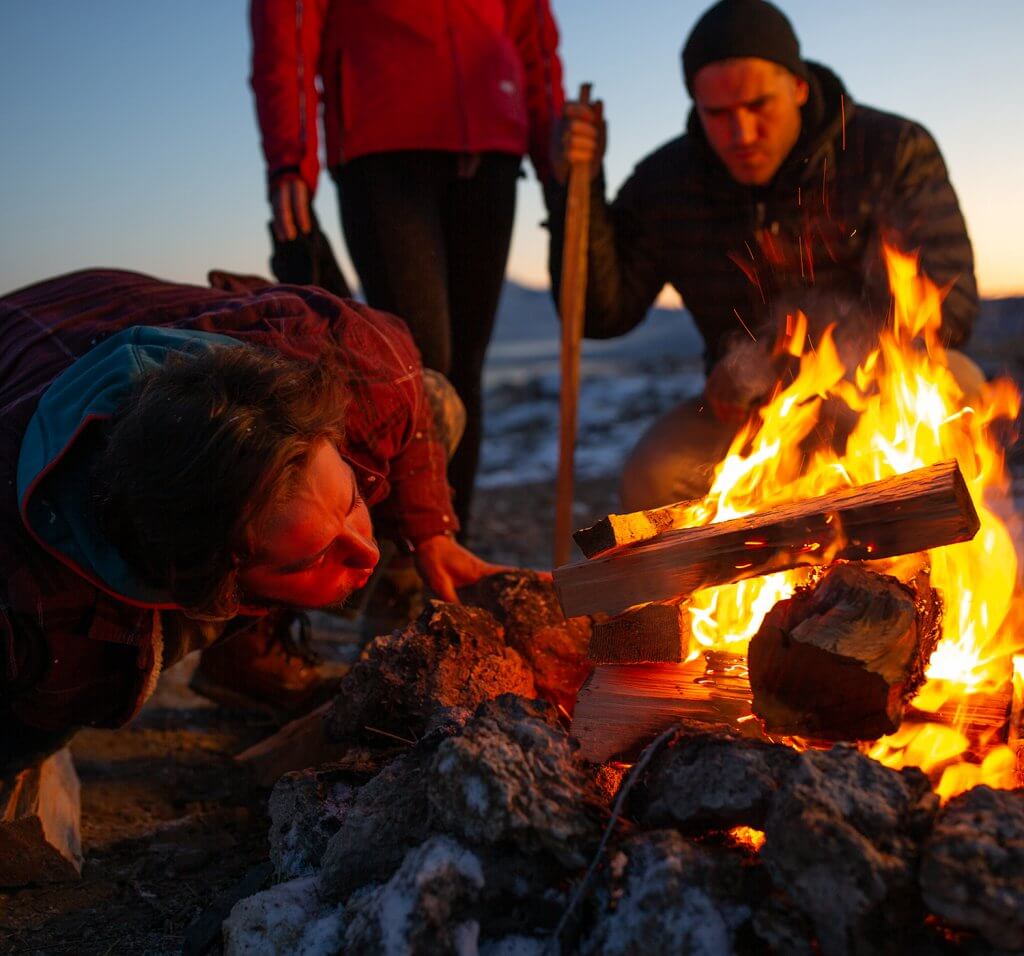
[762,746,937,956]
[327,601,535,743]
[426,695,605,868]
[317,746,435,900]
[480,935,555,956]
[268,767,357,881]
[222,875,344,956]
[630,731,798,832]
[920,785,1024,951]
[581,829,750,956]
[342,835,484,955]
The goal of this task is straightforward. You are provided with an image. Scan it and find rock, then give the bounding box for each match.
[268,766,358,881]
[476,846,570,938]
[480,936,555,955]
[919,785,1024,951]
[317,745,436,901]
[750,893,817,956]
[762,746,938,956]
[458,571,565,646]
[341,835,484,955]
[459,571,593,715]
[426,695,605,869]
[581,829,750,955]
[0,748,82,885]
[326,601,535,743]
[221,875,344,956]
[630,730,798,832]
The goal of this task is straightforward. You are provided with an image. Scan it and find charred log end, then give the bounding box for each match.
[588,602,690,664]
[749,563,943,741]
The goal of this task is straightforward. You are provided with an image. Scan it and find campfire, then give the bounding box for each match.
[222,248,1024,956]
[557,245,1024,799]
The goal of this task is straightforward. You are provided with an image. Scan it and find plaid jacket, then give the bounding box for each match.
[0,269,457,732]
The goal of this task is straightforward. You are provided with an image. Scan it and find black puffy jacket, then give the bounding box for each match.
[548,63,977,369]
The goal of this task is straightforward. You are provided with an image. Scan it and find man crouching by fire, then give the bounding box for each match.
[0,268,505,790]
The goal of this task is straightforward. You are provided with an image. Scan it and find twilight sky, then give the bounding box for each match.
[2,1,1022,298]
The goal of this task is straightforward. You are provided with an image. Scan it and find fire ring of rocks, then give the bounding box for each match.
[223,571,1024,956]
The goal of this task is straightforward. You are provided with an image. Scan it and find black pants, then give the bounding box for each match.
[334,150,520,532]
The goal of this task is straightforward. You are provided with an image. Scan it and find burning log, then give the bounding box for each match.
[587,601,691,664]
[748,564,942,740]
[555,460,978,619]
[574,497,701,559]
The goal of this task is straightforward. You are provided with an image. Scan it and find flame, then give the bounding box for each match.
[727,826,766,851]
[679,245,1022,798]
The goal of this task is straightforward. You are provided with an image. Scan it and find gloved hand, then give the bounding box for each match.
[705,339,780,423]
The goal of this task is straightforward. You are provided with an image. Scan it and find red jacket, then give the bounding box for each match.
[0,270,457,732]
[250,0,565,195]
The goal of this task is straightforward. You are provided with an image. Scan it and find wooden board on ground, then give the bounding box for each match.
[588,601,692,664]
[235,702,346,788]
[0,748,82,885]
[748,564,942,740]
[555,461,979,619]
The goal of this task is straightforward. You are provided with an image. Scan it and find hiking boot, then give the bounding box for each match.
[189,613,347,720]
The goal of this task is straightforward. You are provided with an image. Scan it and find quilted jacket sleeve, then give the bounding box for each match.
[881,122,978,348]
[547,165,667,339]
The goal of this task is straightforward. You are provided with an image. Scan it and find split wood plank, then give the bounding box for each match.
[571,656,753,762]
[574,497,702,559]
[555,460,979,619]
[0,748,82,885]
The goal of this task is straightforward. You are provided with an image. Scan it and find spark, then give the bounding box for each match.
[733,308,757,342]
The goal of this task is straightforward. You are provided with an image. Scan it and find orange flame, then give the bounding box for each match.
[680,245,1022,798]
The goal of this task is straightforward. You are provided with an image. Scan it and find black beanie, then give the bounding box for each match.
[682,0,808,93]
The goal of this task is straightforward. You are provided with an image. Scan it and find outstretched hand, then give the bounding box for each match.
[413,534,511,603]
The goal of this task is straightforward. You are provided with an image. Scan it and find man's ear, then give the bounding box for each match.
[793,77,810,107]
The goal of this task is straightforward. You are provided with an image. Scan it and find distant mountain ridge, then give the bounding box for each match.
[490,278,1024,374]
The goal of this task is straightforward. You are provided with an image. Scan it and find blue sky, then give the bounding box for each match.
[2,1,1022,297]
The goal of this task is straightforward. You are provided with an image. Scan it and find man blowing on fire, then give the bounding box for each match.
[549,0,979,510]
[0,269,502,776]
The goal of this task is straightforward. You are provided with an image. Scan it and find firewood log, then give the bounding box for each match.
[588,601,692,664]
[571,654,753,762]
[748,563,942,740]
[556,460,978,619]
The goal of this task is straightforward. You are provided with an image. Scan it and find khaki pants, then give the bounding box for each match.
[620,350,987,512]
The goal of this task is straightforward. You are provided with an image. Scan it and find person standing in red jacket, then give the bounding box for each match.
[249,0,565,534]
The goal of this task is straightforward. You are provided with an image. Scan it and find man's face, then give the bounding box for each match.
[238,440,380,609]
[693,58,808,185]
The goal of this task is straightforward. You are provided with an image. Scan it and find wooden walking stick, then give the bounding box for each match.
[554,83,593,567]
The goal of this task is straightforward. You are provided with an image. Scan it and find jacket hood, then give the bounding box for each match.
[17,326,243,607]
[685,60,850,187]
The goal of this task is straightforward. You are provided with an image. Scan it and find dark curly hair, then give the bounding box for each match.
[92,343,349,618]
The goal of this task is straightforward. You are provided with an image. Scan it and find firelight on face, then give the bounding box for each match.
[693,58,808,186]
[238,440,380,608]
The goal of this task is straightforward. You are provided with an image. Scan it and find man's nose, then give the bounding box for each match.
[731,110,757,145]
